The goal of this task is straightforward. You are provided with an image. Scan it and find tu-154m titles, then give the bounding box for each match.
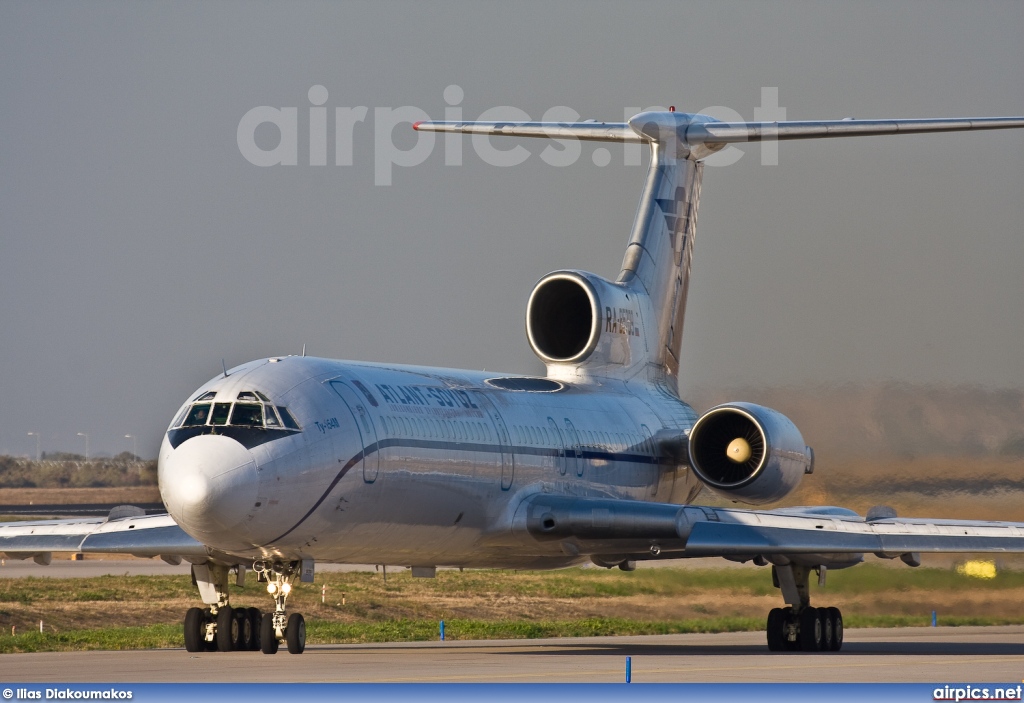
[3,109,1024,654]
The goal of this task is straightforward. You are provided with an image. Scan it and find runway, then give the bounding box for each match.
[5,627,1024,683]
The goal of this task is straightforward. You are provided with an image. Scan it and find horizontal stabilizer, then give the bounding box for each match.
[686,117,1024,144]
[415,114,1024,146]
[414,120,642,142]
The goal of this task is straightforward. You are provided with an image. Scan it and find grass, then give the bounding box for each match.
[2,564,1024,653]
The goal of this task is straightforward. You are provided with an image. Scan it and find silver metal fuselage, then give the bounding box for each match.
[158,356,702,570]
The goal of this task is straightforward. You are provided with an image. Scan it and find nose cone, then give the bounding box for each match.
[160,434,258,547]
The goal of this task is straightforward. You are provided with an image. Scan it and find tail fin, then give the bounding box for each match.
[415,112,1024,386]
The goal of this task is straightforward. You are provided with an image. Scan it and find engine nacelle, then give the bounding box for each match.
[688,402,813,505]
[526,270,648,373]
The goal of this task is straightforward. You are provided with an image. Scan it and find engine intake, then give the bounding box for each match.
[527,273,599,363]
[688,403,812,505]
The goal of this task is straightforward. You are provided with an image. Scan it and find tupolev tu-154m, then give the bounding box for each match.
[3,109,1024,655]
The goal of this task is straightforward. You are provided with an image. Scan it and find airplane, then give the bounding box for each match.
[2,109,1024,656]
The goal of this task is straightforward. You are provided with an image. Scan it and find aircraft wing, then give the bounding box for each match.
[516,495,1024,564]
[0,512,209,561]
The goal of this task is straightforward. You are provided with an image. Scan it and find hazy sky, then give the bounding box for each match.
[1,1,1022,458]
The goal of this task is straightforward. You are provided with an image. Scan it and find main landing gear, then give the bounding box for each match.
[182,560,307,655]
[765,564,844,652]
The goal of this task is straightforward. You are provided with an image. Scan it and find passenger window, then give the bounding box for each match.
[183,403,211,426]
[277,406,300,430]
[230,403,263,426]
[264,404,282,427]
[211,403,231,425]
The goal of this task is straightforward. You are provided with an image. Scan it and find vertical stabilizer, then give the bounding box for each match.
[617,136,703,383]
[617,112,725,386]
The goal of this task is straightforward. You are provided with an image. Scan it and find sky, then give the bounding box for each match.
[0,1,1022,459]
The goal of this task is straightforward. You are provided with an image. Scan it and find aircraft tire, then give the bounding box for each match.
[827,607,843,651]
[247,608,262,651]
[183,607,204,653]
[260,613,279,655]
[286,613,306,654]
[235,608,252,651]
[798,607,823,652]
[766,608,786,651]
[819,607,834,651]
[216,606,236,652]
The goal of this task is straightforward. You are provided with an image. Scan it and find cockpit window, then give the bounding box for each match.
[230,403,263,426]
[195,391,217,401]
[183,403,212,426]
[171,391,301,439]
[211,403,231,425]
[171,405,190,428]
[277,406,300,430]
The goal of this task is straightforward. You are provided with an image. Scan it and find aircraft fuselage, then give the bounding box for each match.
[158,356,702,569]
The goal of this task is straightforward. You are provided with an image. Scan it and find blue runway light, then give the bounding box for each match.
[626,656,631,683]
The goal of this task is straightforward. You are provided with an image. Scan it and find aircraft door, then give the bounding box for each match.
[328,380,380,483]
[548,417,566,476]
[564,419,583,477]
[476,395,514,490]
[491,410,514,490]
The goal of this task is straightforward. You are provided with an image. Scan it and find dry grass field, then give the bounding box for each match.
[2,564,1024,652]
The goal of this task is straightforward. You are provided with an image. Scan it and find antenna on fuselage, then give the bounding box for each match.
[221,359,229,378]
[302,344,306,357]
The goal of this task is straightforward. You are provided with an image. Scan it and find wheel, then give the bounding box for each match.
[184,607,204,653]
[286,613,306,654]
[216,606,237,652]
[798,607,823,651]
[248,608,262,651]
[828,607,843,651]
[766,608,786,651]
[260,612,279,654]
[819,607,834,651]
[235,608,252,651]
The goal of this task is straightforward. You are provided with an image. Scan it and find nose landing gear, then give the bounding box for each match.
[254,560,306,655]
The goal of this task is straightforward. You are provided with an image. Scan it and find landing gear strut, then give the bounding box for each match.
[765,564,844,652]
[254,560,306,655]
